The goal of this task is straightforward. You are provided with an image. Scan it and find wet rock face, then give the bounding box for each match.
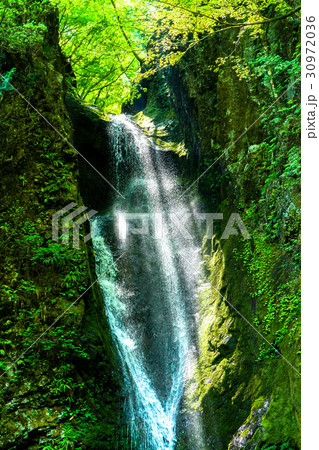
[145,15,300,450]
[65,95,114,211]
[0,5,121,449]
[229,399,270,449]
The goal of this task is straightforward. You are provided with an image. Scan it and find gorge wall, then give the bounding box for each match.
[0,2,301,449]
[0,6,123,449]
[137,11,301,450]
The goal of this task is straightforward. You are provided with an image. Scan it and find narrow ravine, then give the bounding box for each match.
[91,115,203,448]
[0,2,301,448]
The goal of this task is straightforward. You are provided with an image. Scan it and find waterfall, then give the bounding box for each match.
[91,115,202,449]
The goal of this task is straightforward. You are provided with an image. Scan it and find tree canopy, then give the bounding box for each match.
[55,0,150,112]
[56,0,300,112]
[0,0,300,113]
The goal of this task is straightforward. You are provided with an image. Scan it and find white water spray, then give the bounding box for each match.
[92,115,202,449]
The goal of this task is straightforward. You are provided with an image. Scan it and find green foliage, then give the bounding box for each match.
[233,234,300,362]
[261,442,294,450]
[0,1,301,448]
[42,326,90,359]
[251,52,300,85]
[55,0,149,112]
[223,44,301,260]
[142,0,299,77]
[0,201,90,379]
[0,5,124,446]
[52,0,300,112]
[0,0,50,54]
[38,401,122,450]
[0,68,16,95]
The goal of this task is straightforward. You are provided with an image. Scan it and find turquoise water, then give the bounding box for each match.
[91,115,202,449]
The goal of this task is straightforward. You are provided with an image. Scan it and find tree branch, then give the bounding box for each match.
[109,0,144,65]
[154,0,300,28]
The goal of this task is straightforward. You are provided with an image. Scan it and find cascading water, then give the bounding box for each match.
[91,115,203,449]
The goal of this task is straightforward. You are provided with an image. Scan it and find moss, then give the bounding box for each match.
[133,110,188,157]
[180,231,300,449]
[0,5,121,449]
[157,11,301,448]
